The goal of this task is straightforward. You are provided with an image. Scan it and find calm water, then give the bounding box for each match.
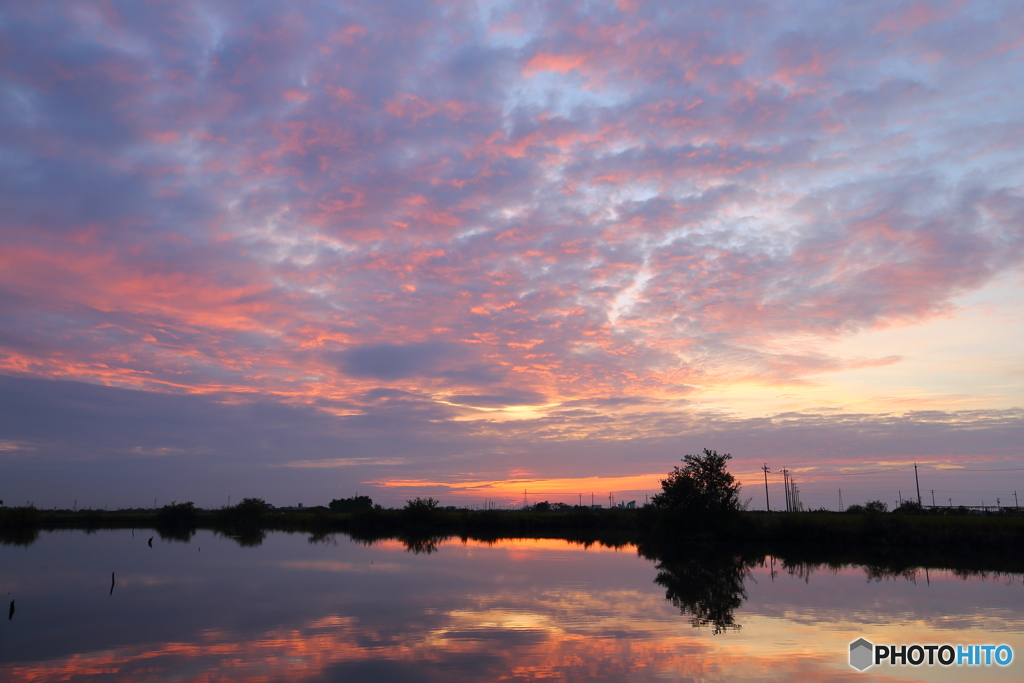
[1,530,1022,682]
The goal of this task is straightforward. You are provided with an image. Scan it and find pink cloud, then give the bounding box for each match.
[1,0,1022,504]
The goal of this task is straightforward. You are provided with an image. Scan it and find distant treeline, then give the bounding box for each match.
[5,496,1024,569]
[5,447,1024,566]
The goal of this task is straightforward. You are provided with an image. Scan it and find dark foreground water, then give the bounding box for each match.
[1,530,1022,682]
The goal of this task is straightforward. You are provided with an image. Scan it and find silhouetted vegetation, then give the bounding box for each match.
[7,500,1024,559]
[214,497,270,526]
[218,527,267,547]
[846,500,889,514]
[638,541,756,634]
[893,499,924,514]
[0,506,41,546]
[155,501,198,531]
[329,495,374,513]
[651,448,742,516]
[404,497,439,513]
[6,453,1024,564]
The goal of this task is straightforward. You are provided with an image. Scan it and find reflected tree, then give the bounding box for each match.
[640,543,754,634]
[156,527,197,543]
[0,525,39,546]
[863,565,918,583]
[0,506,41,546]
[402,534,444,554]
[219,528,266,547]
[308,531,337,545]
[155,501,199,541]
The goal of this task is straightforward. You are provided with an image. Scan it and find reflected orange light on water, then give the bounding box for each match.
[4,538,1022,683]
[2,615,886,683]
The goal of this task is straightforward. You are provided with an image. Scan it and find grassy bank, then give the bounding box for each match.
[5,505,1024,560]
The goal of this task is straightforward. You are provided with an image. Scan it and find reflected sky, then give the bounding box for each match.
[1,531,1022,681]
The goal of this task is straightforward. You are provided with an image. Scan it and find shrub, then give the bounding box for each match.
[651,448,741,515]
[894,500,924,514]
[328,496,374,513]
[156,501,198,527]
[404,497,440,514]
[234,497,270,519]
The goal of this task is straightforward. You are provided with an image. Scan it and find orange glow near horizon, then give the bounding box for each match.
[367,473,666,502]
[1,0,1023,511]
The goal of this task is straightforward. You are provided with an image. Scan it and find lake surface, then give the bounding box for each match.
[1,530,1022,682]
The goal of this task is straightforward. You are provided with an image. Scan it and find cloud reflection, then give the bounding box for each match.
[5,534,1023,682]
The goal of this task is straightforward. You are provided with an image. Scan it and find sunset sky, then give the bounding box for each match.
[1,0,1022,510]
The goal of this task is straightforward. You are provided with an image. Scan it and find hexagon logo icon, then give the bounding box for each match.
[849,638,874,671]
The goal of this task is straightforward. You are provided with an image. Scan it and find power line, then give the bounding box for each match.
[789,465,1024,477]
[939,467,1024,472]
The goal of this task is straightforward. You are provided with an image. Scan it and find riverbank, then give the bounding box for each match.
[5,505,1024,567]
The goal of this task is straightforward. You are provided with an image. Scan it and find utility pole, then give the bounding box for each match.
[914,462,922,506]
[761,464,771,512]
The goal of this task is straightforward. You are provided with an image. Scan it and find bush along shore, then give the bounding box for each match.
[5,500,1024,567]
[5,450,1024,569]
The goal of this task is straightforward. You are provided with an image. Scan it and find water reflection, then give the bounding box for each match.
[155,527,196,543]
[1,531,1023,682]
[217,528,266,547]
[645,549,753,634]
[0,526,38,547]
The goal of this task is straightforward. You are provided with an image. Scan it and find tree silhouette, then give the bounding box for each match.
[329,496,374,513]
[651,448,741,515]
[404,497,439,513]
[639,541,753,634]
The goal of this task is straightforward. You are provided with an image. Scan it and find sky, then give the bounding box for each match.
[1,0,1023,510]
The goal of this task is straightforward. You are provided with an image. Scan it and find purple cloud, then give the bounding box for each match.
[1,0,1022,505]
